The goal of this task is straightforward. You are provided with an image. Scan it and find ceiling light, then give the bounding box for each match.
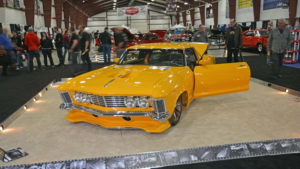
[177,5,180,8]
[184,2,188,5]
[285,89,289,93]
[113,0,117,2]
[151,0,154,1]
[147,2,151,5]
[0,125,4,131]
[24,105,28,110]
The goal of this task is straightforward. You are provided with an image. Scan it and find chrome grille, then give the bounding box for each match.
[89,95,126,108]
[104,96,126,107]
[90,95,106,107]
[60,92,72,104]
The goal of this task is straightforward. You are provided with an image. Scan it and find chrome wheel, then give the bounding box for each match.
[169,96,183,126]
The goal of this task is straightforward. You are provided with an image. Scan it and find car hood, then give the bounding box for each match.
[59,65,184,97]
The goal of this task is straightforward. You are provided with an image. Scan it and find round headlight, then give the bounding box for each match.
[137,98,149,108]
[124,97,136,108]
[82,94,92,104]
[74,92,83,102]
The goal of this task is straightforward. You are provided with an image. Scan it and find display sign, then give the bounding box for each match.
[238,0,253,9]
[117,6,148,17]
[166,0,177,15]
[263,0,288,10]
[6,0,14,8]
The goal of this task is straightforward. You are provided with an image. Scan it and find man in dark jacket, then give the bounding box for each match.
[11,32,23,69]
[99,27,112,63]
[54,27,64,67]
[69,27,81,76]
[225,19,243,63]
[113,26,128,58]
[79,25,92,71]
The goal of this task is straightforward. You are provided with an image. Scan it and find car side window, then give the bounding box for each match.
[185,48,197,70]
[150,35,158,40]
[245,31,254,37]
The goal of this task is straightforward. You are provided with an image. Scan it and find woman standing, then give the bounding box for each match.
[40,32,54,67]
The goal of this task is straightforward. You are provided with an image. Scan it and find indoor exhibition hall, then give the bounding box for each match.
[0,0,300,168]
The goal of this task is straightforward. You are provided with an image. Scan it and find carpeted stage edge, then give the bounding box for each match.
[160,153,300,169]
[1,55,300,123]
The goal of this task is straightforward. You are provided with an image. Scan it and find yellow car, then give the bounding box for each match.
[58,43,250,133]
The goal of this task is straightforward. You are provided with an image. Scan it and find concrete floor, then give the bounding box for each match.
[1,80,300,166]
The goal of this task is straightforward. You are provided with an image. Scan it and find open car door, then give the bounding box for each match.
[193,62,251,98]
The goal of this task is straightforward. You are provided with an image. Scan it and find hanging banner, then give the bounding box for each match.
[238,0,253,9]
[226,0,230,18]
[263,0,288,10]
[166,0,177,15]
[117,6,148,17]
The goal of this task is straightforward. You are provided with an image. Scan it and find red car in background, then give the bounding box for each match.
[242,29,269,53]
[137,32,170,44]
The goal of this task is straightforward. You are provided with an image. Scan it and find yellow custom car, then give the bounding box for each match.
[58,43,250,133]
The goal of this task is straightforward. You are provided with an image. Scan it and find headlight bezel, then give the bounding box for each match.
[124,96,152,108]
[73,92,92,104]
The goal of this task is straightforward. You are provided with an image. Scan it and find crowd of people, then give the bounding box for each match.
[0,19,298,79]
[0,25,129,77]
[192,18,296,79]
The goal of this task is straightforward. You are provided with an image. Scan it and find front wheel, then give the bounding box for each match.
[169,96,183,126]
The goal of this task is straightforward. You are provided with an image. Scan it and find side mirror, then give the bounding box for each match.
[114,58,120,63]
[197,59,210,65]
[197,54,215,65]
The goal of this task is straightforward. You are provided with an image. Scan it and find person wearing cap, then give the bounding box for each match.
[24,27,42,72]
[79,25,92,71]
[99,27,112,63]
[113,26,128,58]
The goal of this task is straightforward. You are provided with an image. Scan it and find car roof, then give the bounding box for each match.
[127,42,193,50]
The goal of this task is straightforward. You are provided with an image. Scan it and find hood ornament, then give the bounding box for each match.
[104,71,130,87]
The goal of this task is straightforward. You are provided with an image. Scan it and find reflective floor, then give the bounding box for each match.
[1,80,300,166]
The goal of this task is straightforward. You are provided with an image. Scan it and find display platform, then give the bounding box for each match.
[1,79,300,167]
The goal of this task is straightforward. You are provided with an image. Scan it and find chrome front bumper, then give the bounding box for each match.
[60,103,170,122]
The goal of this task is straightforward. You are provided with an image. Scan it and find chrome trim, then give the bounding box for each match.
[60,103,170,121]
[153,99,167,113]
[104,71,130,87]
[60,92,73,104]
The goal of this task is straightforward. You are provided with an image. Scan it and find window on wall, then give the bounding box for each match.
[0,23,2,34]
[262,20,269,29]
[250,22,256,29]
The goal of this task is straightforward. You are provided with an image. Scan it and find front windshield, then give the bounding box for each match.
[119,49,185,66]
